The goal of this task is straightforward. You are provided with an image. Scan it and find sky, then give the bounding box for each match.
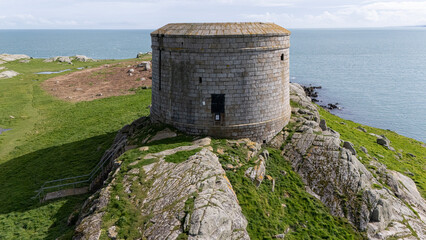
[0,0,426,29]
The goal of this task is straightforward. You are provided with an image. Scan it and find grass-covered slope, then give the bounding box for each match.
[211,139,365,240]
[317,107,426,199]
[0,58,152,239]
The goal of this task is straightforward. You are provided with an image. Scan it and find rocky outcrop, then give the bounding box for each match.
[280,83,425,239]
[0,53,30,62]
[245,150,269,187]
[74,135,249,239]
[139,148,249,239]
[0,70,19,79]
[44,55,95,63]
[73,185,112,240]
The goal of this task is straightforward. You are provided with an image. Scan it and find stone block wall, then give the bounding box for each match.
[150,34,291,142]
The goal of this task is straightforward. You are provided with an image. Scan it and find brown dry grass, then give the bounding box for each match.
[42,61,152,102]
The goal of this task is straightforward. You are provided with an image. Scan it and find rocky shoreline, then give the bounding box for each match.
[301,84,342,110]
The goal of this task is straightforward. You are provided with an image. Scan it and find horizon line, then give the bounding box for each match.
[0,25,425,31]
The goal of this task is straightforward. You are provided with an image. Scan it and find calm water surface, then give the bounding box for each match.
[0,28,425,142]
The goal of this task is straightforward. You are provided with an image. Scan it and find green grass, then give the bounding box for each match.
[317,107,426,198]
[214,140,365,239]
[164,148,201,163]
[101,150,157,240]
[0,56,152,239]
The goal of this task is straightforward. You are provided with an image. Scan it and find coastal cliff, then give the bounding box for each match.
[72,83,425,239]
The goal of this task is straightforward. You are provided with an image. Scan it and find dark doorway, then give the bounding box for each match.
[211,94,225,113]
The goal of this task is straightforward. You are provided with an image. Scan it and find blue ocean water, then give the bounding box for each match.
[0,30,152,59]
[0,28,425,142]
[290,28,426,143]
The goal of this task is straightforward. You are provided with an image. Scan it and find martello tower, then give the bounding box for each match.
[150,22,291,142]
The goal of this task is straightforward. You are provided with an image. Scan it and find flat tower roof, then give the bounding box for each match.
[151,22,291,37]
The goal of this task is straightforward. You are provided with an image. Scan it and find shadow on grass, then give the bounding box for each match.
[0,132,116,238]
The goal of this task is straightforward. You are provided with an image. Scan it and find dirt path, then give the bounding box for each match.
[42,61,152,102]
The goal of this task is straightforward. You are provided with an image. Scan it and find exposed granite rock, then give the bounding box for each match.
[73,146,249,240]
[357,126,367,133]
[376,136,395,151]
[245,150,269,187]
[343,141,357,155]
[319,119,327,131]
[283,83,426,239]
[0,70,19,79]
[75,55,93,62]
[137,61,151,71]
[0,54,30,62]
[148,128,177,143]
[139,148,249,239]
[43,55,95,63]
[73,183,113,240]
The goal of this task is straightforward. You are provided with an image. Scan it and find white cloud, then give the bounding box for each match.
[244,1,426,28]
[0,0,425,28]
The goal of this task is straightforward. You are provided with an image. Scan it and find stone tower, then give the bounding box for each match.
[150,22,291,142]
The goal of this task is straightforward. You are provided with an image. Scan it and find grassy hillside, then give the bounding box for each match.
[0,57,152,239]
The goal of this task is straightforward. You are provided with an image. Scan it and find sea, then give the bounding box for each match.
[0,28,425,142]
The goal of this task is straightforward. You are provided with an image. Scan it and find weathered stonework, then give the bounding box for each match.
[150,23,291,142]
